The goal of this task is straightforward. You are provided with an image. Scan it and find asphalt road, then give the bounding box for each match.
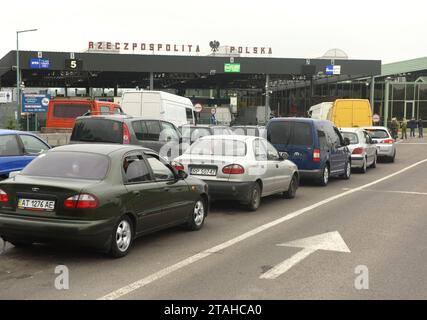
[1,137,427,300]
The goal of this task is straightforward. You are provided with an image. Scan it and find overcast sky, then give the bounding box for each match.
[1,0,425,63]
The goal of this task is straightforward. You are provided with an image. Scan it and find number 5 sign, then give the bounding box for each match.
[65,59,83,70]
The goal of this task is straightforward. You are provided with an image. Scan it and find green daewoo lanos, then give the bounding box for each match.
[0,144,209,257]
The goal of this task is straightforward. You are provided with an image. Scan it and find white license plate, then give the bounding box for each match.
[190,167,217,176]
[18,198,55,211]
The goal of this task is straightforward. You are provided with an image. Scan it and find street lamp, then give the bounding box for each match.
[16,28,38,129]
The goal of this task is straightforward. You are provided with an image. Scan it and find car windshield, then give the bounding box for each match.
[21,151,109,180]
[268,121,313,146]
[341,132,359,144]
[188,139,246,156]
[71,119,123,143]
[365,129,390,139]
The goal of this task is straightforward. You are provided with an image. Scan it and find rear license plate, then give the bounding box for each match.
[18,198,55,211]
[190,167,217,176]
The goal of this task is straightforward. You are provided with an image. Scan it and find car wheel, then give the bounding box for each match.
[282,174,298,199]
[186,198,206,231]
[370,154,377,168]
[109,216,133,258]
[342,161,351,179]
[318,165,329,186]
[390,151,396,163]
[247,182,261,211]
[360,158,367,173]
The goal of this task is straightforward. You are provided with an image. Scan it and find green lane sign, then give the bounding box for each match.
[224,63,241,73]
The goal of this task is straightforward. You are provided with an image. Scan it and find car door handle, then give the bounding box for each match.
[276,164,279,168]
[132,191,141,196]
[164,187,170,192]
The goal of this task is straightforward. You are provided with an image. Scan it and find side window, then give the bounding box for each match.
[363,131,371,144]
[266,141,280,161]
[160,122,180,141]
[0,135,21,156]
[326,126,339,147]
[132,121,144,140]
[142,120,161,141]
[186,108,193,124]
[253,139,268,161]
[100,106,110,114]
[333,127,344,146]
[317,129,327,150]
[114,107,123,114]
[19,135,49,155]
[123,154,152,183]
[146,155,175,181]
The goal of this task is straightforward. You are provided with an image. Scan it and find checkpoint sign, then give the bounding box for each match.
[22,94,51,113]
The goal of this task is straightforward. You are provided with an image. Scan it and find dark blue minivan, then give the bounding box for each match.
[266,118,351,186]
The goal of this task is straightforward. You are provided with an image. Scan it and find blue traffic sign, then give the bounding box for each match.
[22,94,51,113]
[29,58,50,69]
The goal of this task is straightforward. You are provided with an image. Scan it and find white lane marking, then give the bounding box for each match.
[98,158,427,300]
[260,231,350,280]
[361,189,427,196]
[397,143,427,145]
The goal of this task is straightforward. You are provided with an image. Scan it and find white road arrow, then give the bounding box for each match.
[260,231,350,280]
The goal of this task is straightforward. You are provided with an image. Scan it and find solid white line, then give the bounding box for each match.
[397,143,427,145]
[260,248,315,280]
[361,189,427,196]
[98,158,427,300]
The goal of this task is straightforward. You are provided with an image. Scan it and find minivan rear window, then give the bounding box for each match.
[71,119,123,143]
[269,122,313,146]
[366,129,390,139]
[21,151,109,180]
[53,104,91,118]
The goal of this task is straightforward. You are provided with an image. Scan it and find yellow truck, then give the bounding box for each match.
[327,99,373,128]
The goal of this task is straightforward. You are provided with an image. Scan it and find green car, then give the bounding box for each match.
[0,144,209,258]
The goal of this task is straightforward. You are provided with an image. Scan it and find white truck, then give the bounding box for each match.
[120,90,195,127]
[307,102,333,120]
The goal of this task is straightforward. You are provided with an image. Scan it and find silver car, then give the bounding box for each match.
[363,126,396,162]
[173,135,299,211]
[340,128,377,173]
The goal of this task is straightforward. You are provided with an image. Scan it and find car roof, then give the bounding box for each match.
[339,128,365,132]
[49,144,153,155]
[363,126,389,130]
[199,134,259,142]
[269,117,323,124]
[75,115,173,123]
[0,129,38,136]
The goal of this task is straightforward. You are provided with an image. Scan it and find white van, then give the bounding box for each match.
[120,90,195,127]
[307,102,333,120]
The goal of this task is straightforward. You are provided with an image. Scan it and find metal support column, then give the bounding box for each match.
[149,72,154,90]
[370,76,375,112]
[265,74,270,123]
[384,81,390,127]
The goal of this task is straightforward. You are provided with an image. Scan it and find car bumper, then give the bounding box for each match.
[351,155,364,168]
[0,213,114,250]
[299,169,322,180]
[376,144,395,157]
[204,180,253,203]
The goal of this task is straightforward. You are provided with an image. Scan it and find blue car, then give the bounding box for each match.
[266,118,351,186]
[0,130,51,180]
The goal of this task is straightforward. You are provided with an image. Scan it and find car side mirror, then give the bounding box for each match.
[177,170,188,180]
[9,171,21,178]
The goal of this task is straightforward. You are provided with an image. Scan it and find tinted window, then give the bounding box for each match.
[71,119,123,143]
[19,135,49,154]
[123,154,151,183]
[21,152,109,180]
[0,135,20,156]
[132,121,144,140]
[269,121,313,146]
[142,120,161,141]
[341,132,359,145]
[146,155,175,180]
[366,129,390,139]
[189,139,246,156]
[53,104,91,118]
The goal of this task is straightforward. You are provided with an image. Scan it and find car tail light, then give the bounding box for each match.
[352,147,364,155]
[313,149,321,162]
[222,164,245,174]
[0,189,9,203]
[382,139,394,144]
[171,161,185,171]
[123,123,130,144]
[64,194,98,209]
